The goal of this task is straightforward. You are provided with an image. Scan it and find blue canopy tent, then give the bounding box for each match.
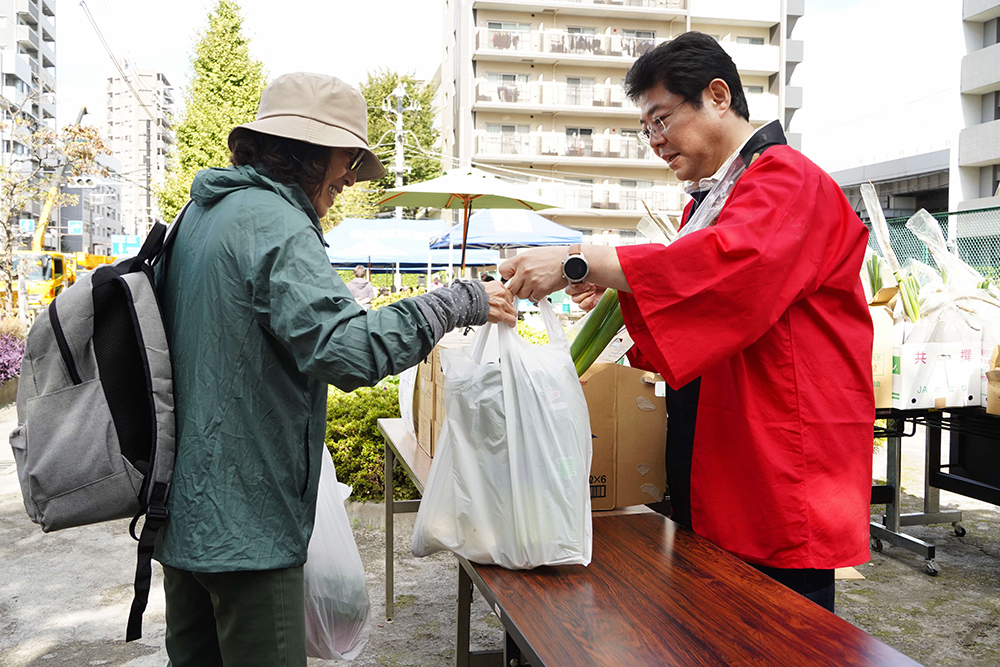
[324,219,499,270]
[429,209,582,250]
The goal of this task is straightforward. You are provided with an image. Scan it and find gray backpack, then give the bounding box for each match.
[9,205,188,641]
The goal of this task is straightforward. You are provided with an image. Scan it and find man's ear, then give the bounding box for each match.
[705,78,732,116]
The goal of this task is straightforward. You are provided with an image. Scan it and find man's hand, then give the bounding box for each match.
[565,283,605,312]
[483,280,517,327]
[498,246,569,301]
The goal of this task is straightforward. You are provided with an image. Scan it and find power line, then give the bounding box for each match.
[78,0,159,125]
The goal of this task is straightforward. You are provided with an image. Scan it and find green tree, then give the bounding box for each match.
[357,69,442,219]
[156,0,267,222]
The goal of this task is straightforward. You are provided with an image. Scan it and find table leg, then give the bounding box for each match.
[457,562,472,667]
[385,439,395,622]
[504,631,524,666]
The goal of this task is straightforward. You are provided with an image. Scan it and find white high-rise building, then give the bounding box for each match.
[953,0,1000,210]
[0,0,57,235]
[439,0,804,241]
[105,64,175,235]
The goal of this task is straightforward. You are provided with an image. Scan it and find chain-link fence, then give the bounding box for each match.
[864,207,1000,282]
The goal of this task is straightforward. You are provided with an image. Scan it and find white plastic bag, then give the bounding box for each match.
[411,300,592,569]
[304,452,371,660]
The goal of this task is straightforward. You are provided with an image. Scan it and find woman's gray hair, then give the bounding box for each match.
[353,265,366,278]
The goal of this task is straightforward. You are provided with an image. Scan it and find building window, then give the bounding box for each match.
[565,127,594,157]
[485,123,529,155]
[566,77,595,105]
[736,36,765,46]
[743,85,764,95]
[487,21,530,32]
[565,178,594,209]
[566,26,597,35]
[993,164,1000,198]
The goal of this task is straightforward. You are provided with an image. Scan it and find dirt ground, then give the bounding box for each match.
[2,409,999,666]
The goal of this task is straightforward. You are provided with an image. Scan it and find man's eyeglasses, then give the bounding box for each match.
[349,149,365,172]
[638,100,686,144]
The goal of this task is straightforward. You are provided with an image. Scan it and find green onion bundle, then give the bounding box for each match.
[865,252,883,297]
[861,182,920,322]
[569,289,624,376]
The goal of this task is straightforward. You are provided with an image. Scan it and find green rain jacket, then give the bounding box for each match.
[154,165,436,572]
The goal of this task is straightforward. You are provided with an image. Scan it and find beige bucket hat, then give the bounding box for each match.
[228,72,386,182]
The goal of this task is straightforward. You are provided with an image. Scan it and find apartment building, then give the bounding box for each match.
[105,64,175,235]
[0,0,57,236]
[439,0,804,242]
[954,0,1000,210]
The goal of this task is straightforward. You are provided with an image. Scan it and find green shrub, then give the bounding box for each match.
[336,270,425,289]
[325,380,418,502]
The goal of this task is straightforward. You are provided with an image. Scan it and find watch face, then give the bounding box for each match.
[564,255,588,281]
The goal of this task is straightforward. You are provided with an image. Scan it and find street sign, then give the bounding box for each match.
[68,220,84,235]
[19,219,34,234]
[111,234,143,257]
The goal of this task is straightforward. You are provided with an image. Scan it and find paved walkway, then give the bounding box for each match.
[2,405,998,665]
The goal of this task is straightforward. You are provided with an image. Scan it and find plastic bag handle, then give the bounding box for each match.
[470,322,495,364]
[536,299,569,346]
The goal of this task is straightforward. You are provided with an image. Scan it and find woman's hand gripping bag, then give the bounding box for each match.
[304,452,371,660]
[411,300,593,569]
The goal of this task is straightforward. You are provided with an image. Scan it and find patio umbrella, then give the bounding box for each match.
[378,167,556,272]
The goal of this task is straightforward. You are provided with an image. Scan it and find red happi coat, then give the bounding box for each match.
[617,145,874,570]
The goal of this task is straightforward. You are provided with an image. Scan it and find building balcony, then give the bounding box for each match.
[16,24,38,51]
[964,0,1000,22]
[473,0,686,19]
[474,28,667,67]
[720,41,780,76]
[473,79,638,116]
[784,86,802,111]
[961,41,1000,96]
[786,39,803,65]
[1,50,34,83]
[495,181,685,215]
[15,0,39,24]
[475,130,659,166]
[689,0,781,26]
[959,118,1000,168]
[543,184,685,213]
[787,0,804,18]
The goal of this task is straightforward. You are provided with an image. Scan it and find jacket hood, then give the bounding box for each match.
[190,165,321,228]
[348,277,370,286]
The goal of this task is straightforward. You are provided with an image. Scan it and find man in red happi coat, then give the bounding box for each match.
[500,32,874,611]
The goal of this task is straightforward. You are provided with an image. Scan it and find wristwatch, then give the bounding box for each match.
[561,243,590,284]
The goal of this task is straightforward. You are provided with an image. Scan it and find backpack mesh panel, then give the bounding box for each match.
[92,268,154,478]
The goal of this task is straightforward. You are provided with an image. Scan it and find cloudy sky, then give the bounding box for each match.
[57,0,964,174]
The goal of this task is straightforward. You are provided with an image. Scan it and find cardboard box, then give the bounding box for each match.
[869,288,896,410]
[418,410,433,458]
[418,352,435,386]
[987,345,1000,416]
[435,386,446,425]
[417,373,435,421]
[580,363,667,510]
[432,419,443,455]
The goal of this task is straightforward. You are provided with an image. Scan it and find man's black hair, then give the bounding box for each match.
[623,31,749,121]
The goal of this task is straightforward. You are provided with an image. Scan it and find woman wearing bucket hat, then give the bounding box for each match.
[153,72,516,666]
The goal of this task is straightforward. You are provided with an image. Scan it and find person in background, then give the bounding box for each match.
[499,32,873,612]
[155,72,516,667]
[346,265,375,310]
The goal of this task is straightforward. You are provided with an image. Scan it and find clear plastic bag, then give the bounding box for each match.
[304,453,371,660]
[411,300,593,569]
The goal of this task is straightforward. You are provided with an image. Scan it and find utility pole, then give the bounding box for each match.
[145,119,152,234]
[382,84,420,220]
